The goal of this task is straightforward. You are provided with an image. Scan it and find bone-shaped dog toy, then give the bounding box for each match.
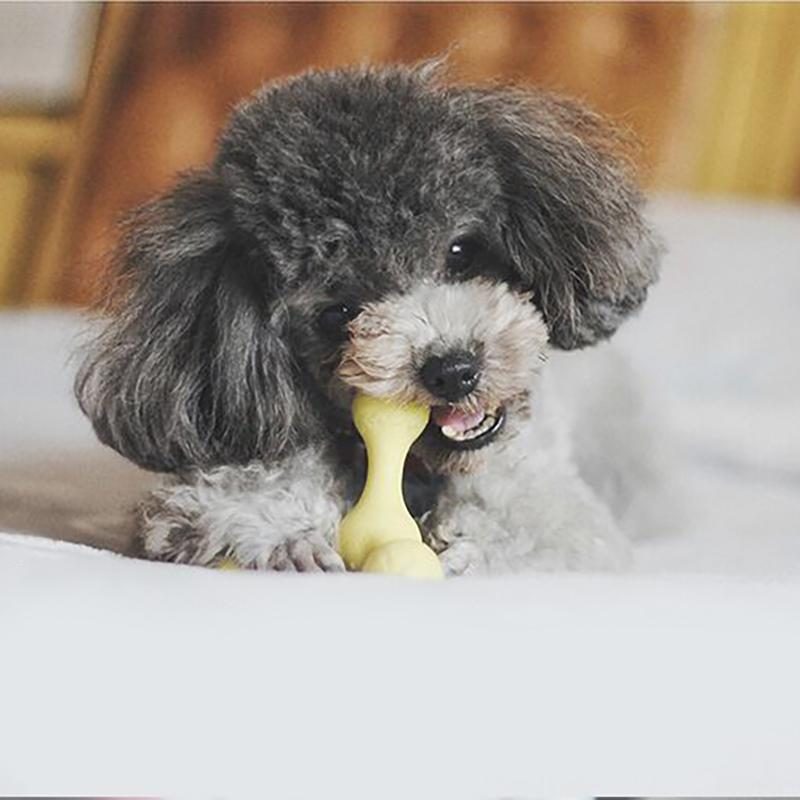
[338,394,443,578]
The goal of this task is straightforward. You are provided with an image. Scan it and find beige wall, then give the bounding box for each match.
[0,2,97,109]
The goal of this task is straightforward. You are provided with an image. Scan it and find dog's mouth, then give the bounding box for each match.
[427,405,506,451]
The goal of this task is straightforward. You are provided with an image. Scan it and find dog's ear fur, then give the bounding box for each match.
[75,170,308,473]
[473,88,662,349]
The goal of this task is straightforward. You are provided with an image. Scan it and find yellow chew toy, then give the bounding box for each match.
[338,394,443,579]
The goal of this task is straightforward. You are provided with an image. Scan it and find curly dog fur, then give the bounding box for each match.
[75,62,662,574]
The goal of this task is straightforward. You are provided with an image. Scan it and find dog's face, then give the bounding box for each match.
[337,279,547,473]
[76,64,661,474]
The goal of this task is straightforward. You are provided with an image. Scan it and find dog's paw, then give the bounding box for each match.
[264,535,346,573]
[439,539,484,577]
[139,519,215,565]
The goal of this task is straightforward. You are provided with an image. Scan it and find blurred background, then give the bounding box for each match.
[1,1,799,308]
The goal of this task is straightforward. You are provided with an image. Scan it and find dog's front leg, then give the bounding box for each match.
[428,462,631,576]
[138,447,347,571]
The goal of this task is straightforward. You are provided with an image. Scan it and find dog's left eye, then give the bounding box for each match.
[318,303,360,338]
[446,237,483,273]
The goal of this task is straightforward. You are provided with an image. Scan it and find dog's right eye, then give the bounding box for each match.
[318,303,360,338]
[446,236,484,274]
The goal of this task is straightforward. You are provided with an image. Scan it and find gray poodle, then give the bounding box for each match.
[75,62,662,575]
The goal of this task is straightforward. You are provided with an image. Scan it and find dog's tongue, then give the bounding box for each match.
[431,406,485,432]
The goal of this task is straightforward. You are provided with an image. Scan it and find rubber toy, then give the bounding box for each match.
[338,394,443,579]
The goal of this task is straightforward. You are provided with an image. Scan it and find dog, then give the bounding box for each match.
[75,62,663,575]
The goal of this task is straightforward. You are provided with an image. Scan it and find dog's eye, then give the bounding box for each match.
[446,237,483,273]
[318,303,360,338]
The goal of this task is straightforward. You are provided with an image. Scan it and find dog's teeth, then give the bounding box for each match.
[441,425,460,440]
[437,409,502,446]
[476,414,494,435]
[440,412,497,442]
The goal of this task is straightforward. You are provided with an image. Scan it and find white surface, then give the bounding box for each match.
[1,196,799,795]
[1,530,799,797]
[618,197,800,577]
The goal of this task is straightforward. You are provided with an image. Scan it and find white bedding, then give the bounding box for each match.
[1,196,799,795]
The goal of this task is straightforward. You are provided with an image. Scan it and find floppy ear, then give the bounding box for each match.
[75,170,309,473]
[474,88,662,349]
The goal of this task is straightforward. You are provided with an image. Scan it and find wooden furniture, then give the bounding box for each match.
[0,3,98,305]
[0,116,75,302]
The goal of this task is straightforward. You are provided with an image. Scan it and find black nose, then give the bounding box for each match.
[420,352,480,402]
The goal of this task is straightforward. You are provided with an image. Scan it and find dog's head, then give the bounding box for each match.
[76,63,661,475]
